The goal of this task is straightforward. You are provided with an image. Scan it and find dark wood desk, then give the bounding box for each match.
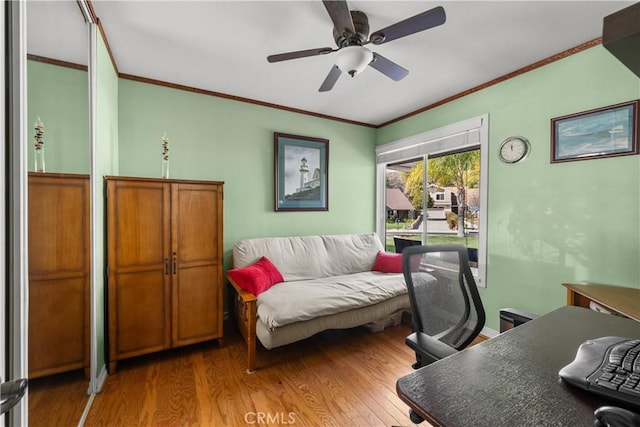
[396,306,640,427]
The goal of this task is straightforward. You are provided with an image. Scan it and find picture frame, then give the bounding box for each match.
[551,100,639,163]
[274,132,329,212]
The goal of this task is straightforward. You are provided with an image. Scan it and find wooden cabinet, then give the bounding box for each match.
[562,283,640,321]
[28,173,90,379]
[106,176,224,372]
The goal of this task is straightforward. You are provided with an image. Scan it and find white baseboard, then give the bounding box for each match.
[95,365,108,392]
[78,366,108,427]
[481,326,499,338]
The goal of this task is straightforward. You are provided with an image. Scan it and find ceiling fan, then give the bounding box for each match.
[267,1,446,92]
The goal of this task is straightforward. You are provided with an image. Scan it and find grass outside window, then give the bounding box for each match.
[385,235,478,253]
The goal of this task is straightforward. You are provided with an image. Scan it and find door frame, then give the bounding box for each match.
[4,0,29,425]
[1,0,6,422]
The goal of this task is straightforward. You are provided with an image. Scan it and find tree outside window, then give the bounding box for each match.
[404,150,480,238]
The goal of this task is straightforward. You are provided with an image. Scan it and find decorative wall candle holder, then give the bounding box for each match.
[34,117,45,173]
[161,132,170,179]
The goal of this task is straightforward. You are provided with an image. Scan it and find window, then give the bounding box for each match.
[375,115,489,287]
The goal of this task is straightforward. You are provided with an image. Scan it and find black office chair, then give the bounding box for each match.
[402,244,486,369]
[394,237,421,254]
[402,244,486,424]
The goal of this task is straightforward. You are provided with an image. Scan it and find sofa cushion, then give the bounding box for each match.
[372,252,403,273]
[227,256,284,296]
[256,271,415,330]
[256,295,411,349]
[232,233,384,281]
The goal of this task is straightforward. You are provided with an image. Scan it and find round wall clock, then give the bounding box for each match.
[498,136,531,164]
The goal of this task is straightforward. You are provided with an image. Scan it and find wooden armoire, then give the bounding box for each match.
[28,173,90,379]
[105,176,224,372]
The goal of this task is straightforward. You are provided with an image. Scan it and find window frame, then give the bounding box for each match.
[375,114,489,287]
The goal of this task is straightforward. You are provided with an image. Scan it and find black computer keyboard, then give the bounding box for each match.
[560,337,640,408]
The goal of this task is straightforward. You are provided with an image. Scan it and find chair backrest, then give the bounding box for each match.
[402,244,486,351]
[394,237,421,254]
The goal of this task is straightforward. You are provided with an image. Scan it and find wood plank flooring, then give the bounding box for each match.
[83,322,424,426]
[28,370,89,427]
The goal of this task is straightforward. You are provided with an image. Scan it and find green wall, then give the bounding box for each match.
[28,43,640,333]
[27,60,89,173]
[117,79,378,267]
[378,45,640,329]
[94,29,119,381]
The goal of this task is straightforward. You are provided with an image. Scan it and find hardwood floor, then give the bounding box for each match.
[84,322,424,426]
[28,370,89,427]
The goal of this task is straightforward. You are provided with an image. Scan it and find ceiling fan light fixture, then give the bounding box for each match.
[335,46,373,77]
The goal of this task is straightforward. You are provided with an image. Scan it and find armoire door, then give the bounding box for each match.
[170,182,223,347]
[28,173,90,378]
[107,179,171,370]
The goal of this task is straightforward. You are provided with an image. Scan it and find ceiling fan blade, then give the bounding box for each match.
[319,65,342,92]
[369,52,409,81]
[322,0,355,36]
[370,6,446,45]
[267,47,335,63]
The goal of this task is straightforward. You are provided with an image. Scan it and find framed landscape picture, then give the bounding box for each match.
[551,100,639,163]
[274,132,329,212]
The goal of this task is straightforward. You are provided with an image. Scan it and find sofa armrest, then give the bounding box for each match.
[228,277,258,373]
[229,277,257,303]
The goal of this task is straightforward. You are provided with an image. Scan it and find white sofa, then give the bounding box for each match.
[228,233,410,372]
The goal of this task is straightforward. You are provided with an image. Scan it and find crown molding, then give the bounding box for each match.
[31,12,603,130]
[378,38,603,128]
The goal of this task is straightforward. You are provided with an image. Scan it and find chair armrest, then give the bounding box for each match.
[406,332,458,365]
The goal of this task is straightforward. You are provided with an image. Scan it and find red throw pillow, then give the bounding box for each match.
[227,256,284,296]
[372,251,403,273]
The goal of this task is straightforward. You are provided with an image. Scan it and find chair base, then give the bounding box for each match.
[409,409,424,424]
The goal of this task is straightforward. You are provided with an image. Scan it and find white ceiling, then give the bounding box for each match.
[27,0,634,126]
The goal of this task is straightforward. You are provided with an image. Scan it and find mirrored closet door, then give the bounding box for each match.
[26,1,92,425]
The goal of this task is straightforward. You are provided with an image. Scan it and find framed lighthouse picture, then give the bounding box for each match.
[274,132,329,212]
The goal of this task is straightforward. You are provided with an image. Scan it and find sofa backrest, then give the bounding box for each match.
[232,233,384,282]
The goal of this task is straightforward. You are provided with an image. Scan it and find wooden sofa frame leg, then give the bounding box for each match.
[229,279,257,373]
